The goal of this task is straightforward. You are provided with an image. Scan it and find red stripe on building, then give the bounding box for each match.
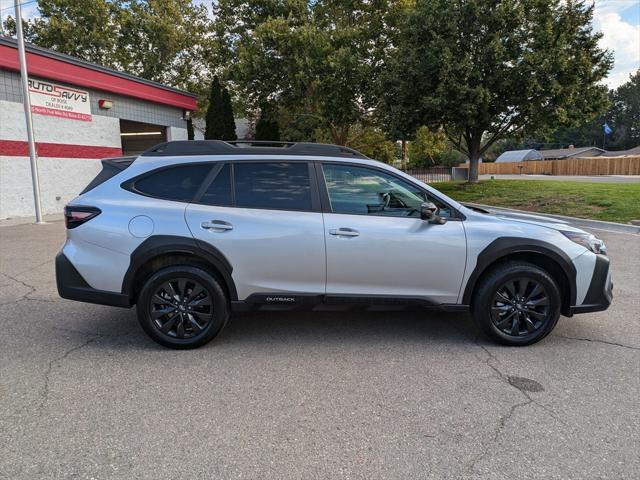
[0,45,197,111]
[0,140,122,159]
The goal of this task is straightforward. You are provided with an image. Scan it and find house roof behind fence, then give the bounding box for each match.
[605,146,640,157]
[495,149,543,162]
[539,147,605,159]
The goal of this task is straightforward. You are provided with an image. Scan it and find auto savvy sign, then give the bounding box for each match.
[28,79,92,122]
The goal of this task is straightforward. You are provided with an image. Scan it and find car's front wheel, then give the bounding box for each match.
[471,262,562,346]
[136,265,229,349]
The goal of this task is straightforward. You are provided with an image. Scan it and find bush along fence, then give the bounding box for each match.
[473,156,640,176]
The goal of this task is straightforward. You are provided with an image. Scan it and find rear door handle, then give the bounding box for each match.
[329,228,359,237]
[201,220,233,231]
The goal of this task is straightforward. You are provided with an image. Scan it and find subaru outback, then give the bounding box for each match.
[56,141,612,348]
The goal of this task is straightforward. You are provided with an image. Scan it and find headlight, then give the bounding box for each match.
[561,231,606,254]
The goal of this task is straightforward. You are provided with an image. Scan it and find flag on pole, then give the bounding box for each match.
[603,122,612,135]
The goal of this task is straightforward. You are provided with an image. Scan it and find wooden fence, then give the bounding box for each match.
[473,156,640,176]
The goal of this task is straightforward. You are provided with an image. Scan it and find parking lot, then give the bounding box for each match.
[1,219,638,480]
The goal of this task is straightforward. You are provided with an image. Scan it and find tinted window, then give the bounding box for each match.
[134,164,211,202]
[322,164,451,218]
[200,164,232,206]
[234,163,312,210]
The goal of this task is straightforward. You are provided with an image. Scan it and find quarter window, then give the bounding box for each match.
[234,163,312,210]
[132,164,211,202]
[322,164,451,218]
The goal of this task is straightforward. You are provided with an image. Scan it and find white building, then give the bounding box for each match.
[0,36,197,218]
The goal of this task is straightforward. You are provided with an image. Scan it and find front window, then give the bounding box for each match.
[322,164,450,218]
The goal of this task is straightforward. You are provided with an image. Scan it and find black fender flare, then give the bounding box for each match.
[121,235,237,301]
[462,237,577,307]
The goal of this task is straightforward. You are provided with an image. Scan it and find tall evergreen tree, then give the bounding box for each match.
[186,118,194,140]
[255,103,280,141]
[221,88,237,141]
[205,76,225,139]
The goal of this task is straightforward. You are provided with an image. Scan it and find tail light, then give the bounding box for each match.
[64,206,101,229]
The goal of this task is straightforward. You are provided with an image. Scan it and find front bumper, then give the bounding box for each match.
[56,252,131,308]
[570,254,613,315]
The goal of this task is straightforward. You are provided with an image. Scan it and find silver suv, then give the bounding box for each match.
[56,141,612,348]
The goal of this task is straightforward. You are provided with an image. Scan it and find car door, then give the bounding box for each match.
[185,161,326,300]
[319,162,467,304]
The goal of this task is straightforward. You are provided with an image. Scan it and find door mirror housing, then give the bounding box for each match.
[420,202,447,224]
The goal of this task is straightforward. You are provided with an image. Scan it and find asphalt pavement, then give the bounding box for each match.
[1,219,638,479]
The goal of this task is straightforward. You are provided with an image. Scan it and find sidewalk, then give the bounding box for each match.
[479,174,640,183]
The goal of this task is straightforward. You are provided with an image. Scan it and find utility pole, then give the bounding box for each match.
[15,0,44,224]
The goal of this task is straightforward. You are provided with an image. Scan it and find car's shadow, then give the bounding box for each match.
[71,307,482,352]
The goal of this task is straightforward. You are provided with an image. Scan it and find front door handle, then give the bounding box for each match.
[329,228,359,237]
[201,220,233,231]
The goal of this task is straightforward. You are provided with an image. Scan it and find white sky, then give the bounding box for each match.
[1,0,639,89]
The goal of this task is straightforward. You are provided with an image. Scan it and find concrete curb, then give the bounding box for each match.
[465,203,640,235]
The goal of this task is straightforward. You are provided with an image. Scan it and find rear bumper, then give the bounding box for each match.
[56,252,131,308]
[570,255,612,315]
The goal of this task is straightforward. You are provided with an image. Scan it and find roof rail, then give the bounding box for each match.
[140,140,369,159]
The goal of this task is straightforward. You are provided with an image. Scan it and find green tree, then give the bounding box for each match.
[4,0,214,92]
[217,0,391,145]
[541,71,638,151]
[4,0,117,66]
[383,0,612,182]
[408,127,448,167]
[221,88,237,141]
[349,125,397,164]
[205,77,225,140]
[255,103,281,141]
[609,70,640,150]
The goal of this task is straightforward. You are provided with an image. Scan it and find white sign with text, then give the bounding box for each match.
[28,79,92,122]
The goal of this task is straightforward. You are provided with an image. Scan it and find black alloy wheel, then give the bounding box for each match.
[136,265,229,349]
[490,278,549,336]
[471,261,562,346]
[150,278,213,339]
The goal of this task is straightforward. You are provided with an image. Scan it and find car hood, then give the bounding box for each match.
[463,204,588,234]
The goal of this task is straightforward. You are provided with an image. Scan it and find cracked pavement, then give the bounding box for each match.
[0,220,638,479]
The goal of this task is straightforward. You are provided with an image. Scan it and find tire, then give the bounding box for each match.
[471,261,561,346]
[136,265,229,349]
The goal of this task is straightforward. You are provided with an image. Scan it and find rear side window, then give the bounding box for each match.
[132,164,211,202]
[233,163,312,210]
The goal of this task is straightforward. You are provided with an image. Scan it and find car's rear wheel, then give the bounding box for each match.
[136,265,229,349]
[471,262,561,346]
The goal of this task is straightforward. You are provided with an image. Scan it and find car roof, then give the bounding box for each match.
[141,140,369,160]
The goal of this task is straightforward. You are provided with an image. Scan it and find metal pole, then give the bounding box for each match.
[15,0,44,224]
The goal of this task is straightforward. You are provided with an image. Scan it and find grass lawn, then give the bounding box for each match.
[435,180,640,224]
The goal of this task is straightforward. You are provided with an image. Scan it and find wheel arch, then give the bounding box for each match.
[462,238,576,316]
[122,235,237,304]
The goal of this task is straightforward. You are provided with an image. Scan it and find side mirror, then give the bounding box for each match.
[420,202,447,224]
